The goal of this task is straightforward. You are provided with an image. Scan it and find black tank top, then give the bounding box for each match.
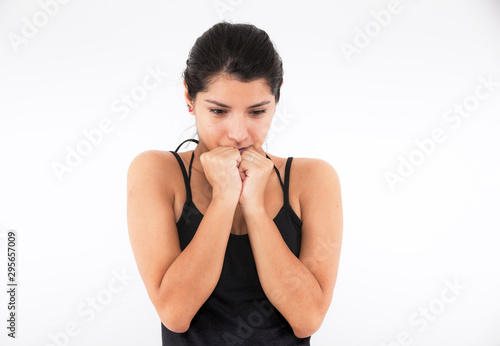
[162,139,311,345]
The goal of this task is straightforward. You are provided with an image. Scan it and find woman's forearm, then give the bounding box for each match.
[157,197,237,332]
[245,207,325,338]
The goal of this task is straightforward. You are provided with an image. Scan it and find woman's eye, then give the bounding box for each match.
[209,108,227,115]
[252,110,266,116]
[208,109,266,116]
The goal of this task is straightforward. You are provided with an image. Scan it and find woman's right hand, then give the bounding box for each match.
[200,146,242,204]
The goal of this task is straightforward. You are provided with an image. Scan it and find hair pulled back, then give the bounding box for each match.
[183,21,284,104]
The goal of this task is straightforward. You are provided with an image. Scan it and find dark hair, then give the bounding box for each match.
[182,21,284,104]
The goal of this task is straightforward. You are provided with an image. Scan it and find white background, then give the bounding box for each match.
[1,0,499,345]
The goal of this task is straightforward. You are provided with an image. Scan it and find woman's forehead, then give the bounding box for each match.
[200,75,273,102]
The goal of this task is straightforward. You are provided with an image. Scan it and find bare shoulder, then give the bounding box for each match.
[128,149,176,172]
[290,157,341,195]
[127,150,179,199]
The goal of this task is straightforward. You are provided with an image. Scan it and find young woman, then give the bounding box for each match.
[127,21,343,345]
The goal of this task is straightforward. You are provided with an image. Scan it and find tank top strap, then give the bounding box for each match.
[169,151,194,202]
[265,154,294,206]
[175,138,199,153]
[169,138,199,203]
[283,157,294,206]
[266,154,284,190]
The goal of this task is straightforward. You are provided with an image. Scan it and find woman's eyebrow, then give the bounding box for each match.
[204,99,271,108]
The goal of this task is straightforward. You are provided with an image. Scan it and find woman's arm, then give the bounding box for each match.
[244,158,343,338]
[127,151,237,333]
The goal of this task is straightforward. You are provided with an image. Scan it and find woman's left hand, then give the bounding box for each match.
[237,146,274,212]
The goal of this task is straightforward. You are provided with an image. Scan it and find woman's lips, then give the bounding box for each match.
[238,147,249,154]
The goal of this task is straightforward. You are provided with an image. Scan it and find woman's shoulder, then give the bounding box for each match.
[127,150,184,193]
[268,154,338,177]
[267,154,340,194]
[288,156,340,193]
[294,156,337,171]
[128,149,178,171]
[286,157,341,218]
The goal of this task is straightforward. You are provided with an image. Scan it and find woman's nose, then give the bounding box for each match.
[227,114,249,142]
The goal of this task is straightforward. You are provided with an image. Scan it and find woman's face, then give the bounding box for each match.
[185,74,276,154]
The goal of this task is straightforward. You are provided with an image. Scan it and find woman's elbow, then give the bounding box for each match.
[156,294,192,333]
[291,309,324,339]
[159,307,191,334]
[293,322,322,339]
[292,324,316,339]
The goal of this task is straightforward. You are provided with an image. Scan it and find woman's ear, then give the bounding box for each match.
[183,81,192,107]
